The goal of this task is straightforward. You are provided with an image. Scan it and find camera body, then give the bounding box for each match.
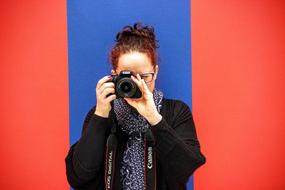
[109,70,142,98]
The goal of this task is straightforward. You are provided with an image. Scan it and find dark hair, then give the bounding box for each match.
[109,22,159,70]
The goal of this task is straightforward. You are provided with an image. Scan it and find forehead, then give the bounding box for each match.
[117,51,153,73]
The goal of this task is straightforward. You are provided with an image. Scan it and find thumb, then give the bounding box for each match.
[124,98,137,107]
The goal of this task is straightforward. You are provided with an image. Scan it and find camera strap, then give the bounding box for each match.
[144,129,157,190]
[105,127,157,190]
[105,102,157,190]
[105,125,117,190]
[104,104,118,190]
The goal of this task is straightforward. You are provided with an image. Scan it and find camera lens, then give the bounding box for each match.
[121,82,132,93]
[117,78,136,98]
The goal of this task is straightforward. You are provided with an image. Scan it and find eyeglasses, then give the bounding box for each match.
[139,72,155,83]
[112,71,155,83]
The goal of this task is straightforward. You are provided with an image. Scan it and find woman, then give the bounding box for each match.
[65,22,206,190]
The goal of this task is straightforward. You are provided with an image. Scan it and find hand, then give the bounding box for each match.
[94,75,116,118]
[124,74,162,126]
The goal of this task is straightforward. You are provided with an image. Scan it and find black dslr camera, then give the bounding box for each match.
[109,70,142,98]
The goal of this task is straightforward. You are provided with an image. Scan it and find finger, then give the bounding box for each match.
[131,75,145,93]
[96,75,112,90]
[141,79,151,93]
[124,97,137,107]
[136,73,142,81]
[100,87,115,98]
[97,82,115,95]
[106,94,116,102]
[136,74,147,92]
[130,74,140,85]
[130,74,148,98]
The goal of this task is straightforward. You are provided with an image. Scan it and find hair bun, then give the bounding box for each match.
[115,22,158,48]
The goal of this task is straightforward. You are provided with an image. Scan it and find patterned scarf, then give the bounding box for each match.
[113,88,163,190]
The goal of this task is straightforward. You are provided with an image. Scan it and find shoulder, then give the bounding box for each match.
[82,105,96,131]
[85,105,97,120]
[161,98,193,122]
[162,98,191,112]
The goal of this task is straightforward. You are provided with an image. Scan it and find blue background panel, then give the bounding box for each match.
[67,0,193,189]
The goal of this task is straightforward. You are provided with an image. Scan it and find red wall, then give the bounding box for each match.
[0,1,69,189]
[192,0,285,189]
[1,0,285,189]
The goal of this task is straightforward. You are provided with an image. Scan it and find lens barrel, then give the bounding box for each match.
[116,78,137,98]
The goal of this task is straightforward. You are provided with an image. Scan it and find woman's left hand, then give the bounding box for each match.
[124,74,162,126]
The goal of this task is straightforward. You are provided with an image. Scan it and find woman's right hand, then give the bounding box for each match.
[94,76,116,118]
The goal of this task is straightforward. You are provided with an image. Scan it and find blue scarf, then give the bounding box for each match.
[113,88,163,190]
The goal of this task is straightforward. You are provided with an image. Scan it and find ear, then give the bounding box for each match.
[111,69,116,75]
[153,65,159,80]
[155,65,159,74]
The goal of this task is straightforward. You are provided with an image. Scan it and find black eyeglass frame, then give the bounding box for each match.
[138,72,155,83]
[111,71,155,83]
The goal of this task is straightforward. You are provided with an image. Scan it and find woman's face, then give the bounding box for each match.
[112,51,158,92]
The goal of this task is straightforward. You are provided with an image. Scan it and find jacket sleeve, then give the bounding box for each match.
[150,100,206,183]
[65,106,111,189]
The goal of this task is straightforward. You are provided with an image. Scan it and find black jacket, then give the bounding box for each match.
[65,99,206,190]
